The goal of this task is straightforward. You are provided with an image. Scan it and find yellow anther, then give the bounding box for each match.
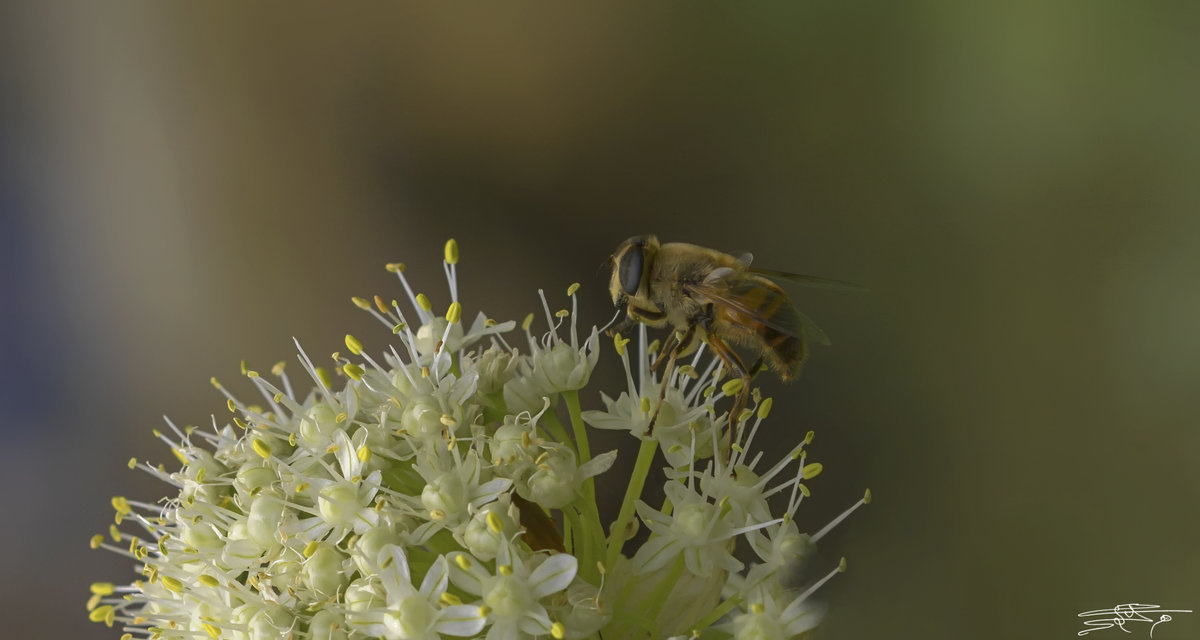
[445,238,460,265]
[677,364,697,379]
[738,408,754,423]
[88,605,115,624]
[477,605,492,617]
[440,414,458,428]
[416,293,433,311]
[202,623,221,638]
[486,511,503,533]
[357,445,371,463]
[863,488,873,504]
[90,582,115,595]
[429,509,446,521]
[455,554,473,570]
[240,360,248,375]
[484,318,498,327]
[447,301,463,324]
[421,366,430,378]
[392,322,406,335]
[385,262,406,273]
[345,334,363,355]
[172,448,188,466]
[227,399,237,413]
[111,496,131,515]
[246,370,259,379]
[86,593,102,611]
[351,296,373,310]
[251,438,272,459]
[721,378,744,396]
[567,282,581,296]
[160,575,183,593]
[198,574,219,588]
[343,363,365,381]
[232,417,247,431]
[555,309,569,318]
[127,458,137,470]
[838,557,848,572]
[108,524,121,541]
[522,312,535,332]
[271,361,286,376]
[441,591,464,606]
[374,295,389,314]
[750,603,765,615]
[648,339,661,354]
[640,397,651,414]
[498,565,513,576]
[316,367,333,390]
[757,397,774,420]
[196,467,207,483]
[804,430,815,444]
[273,392,284,403]
[798,483,810,498]
[597,561,606,575]
[613,333,629,357]
[303,541,319,558]
[295,482,309,493]
[802,462,823,479]
[551,622,566,639]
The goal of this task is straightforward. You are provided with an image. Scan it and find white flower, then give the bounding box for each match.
[447,544,578,640]
[350,545,486,640]
[87,239,865,640]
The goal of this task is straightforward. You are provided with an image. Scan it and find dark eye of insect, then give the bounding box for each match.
[618,245,644,295]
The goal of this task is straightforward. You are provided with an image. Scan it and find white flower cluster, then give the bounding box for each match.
[88,240,868,640]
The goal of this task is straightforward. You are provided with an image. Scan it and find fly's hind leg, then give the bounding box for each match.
[703,334,753,443]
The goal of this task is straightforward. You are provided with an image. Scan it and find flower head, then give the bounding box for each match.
[87,239,867,640]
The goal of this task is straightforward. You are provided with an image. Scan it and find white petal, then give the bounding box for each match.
[631,535,676,574]
[333,429,357,478]
[446,552,488,596]
[578,450,618,479]
[420,555,450,597]
[378,544,412,594]
[435,605,488,637]
[486,620,518,640]
[470,478,514,506]
[781,597,826,635]
[528,553,578,598]
[519,606,553,635]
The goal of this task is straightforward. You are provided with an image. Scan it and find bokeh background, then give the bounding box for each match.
[3,2,1199,638]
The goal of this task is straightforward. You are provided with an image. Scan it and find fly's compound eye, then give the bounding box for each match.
[618,244,645,295]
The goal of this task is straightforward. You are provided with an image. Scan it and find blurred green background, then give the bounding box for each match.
[2,2,1198,639]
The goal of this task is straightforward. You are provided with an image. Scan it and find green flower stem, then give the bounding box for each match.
[691,596,744,633]
[562,390,592,466]
[605,437,659,571]
[540,411,572,449]
[563,390,606,576]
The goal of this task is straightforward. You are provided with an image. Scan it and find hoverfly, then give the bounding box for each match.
[608,234,862,434]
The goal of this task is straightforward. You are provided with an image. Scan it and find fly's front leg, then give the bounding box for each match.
[650,331,679,372]
[606,303,666,337]
[647,323,697,435]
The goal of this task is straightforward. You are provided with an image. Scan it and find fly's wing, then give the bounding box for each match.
[747,266,869,292]
[684,276,822,343]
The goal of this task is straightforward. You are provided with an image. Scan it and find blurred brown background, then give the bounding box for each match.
[2,2,1198,639]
